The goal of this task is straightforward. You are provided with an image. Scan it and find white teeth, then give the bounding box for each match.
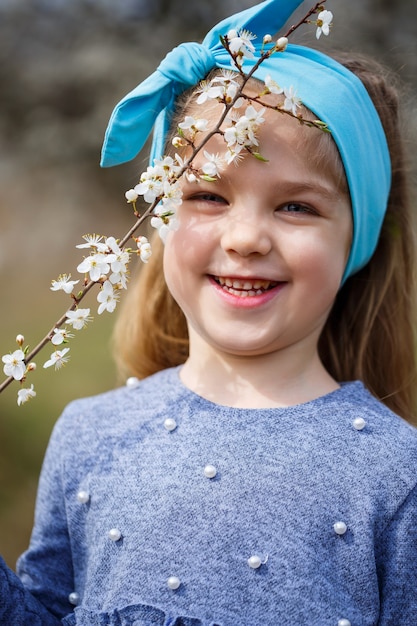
[215,276,277,296]
[223,287,264,297]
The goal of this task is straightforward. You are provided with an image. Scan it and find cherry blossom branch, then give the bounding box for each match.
[0,204,156,395]
[1,0,334,404]
[283,0,328,39]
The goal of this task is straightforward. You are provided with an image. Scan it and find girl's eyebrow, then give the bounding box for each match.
[272,180,343,201]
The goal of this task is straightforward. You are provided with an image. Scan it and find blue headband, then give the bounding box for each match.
[100,0,391,280]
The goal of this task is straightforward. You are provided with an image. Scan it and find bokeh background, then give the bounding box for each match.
[0,0,416,568]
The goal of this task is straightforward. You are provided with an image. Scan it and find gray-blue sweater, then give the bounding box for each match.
[2,366,417,625]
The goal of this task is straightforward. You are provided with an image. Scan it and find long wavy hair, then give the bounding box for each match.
[112,53,417,424]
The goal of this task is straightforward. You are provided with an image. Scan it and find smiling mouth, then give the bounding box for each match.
[213,276,279,297]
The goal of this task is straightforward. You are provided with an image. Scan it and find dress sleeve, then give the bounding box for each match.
[377,482,417,623]
[14,410,75,621]
[0,555,62,625]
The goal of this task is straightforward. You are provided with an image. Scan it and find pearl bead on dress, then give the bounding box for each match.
[338,619,351,626]
[247,555,262,569]
[204,464,217,479]
[164,418,177,432]
[167,575,181,590]
[352,417,366,431]
[68,591,79,605]
[76,490,90,504]
[126,376,140,388]
[333,521,348,535]
[108,528,122,542]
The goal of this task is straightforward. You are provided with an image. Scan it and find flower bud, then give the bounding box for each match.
[16,334,25,346]
[125,188,138,203]
[276,36,288,51]
[186,173,198,184]
[172,136,187,148]
[263,34,272,44]
[27,362,37,372]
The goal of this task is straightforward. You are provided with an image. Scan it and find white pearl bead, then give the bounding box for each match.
[338,620,351,626]
[164,418,177,432]
[333,521,348,535]
[167,575,181,590]
[126,376,140,388]
[68,591,79,605]
[247,555,262,569]
[204,464,217,479]
[352,416,366,431]
[108,528,122,542]
[76,490,90,504]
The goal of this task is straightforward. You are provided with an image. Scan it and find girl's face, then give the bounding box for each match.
[163,103,352,362]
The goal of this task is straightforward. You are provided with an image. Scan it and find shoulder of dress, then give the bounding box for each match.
[49,368,181,446]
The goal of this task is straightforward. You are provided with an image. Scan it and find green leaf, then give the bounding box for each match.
[251,152,269,162]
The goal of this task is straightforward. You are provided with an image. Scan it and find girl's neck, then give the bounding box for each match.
[180,339,339,409]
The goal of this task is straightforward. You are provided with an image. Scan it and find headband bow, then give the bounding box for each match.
[101,0,303,168]
[100,0,391,281]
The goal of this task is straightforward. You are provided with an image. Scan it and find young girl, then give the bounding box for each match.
[2,0,417,624]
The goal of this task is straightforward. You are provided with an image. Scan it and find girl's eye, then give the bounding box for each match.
[190,192,225,204]
[278,203,315,215]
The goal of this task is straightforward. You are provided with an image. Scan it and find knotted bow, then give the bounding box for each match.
[100,0,391,281]
[100,0,303,168]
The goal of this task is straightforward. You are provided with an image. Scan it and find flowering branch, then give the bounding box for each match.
[1,0,333,405]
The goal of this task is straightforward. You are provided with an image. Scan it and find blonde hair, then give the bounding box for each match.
[113,54,417,424]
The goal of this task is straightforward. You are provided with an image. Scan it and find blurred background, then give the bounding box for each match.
[0,0,416,568]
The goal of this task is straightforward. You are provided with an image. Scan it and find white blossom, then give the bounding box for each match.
[77,252,115,282]
[76,234,108,252]
[97,280,119,315]
[178,116,209,134]
[316,10,333,39]
[227,28,256,63]
[224,123,246,148]
[17,384,36,406]
[245,104,266,126]
[65,308,92,331]
[161,180,183,211]
[264,75,283,95]
[136,236,152,263]
[201,151,225,178]
[213,70,239,85]
[225,146,245,165]
[173,154,198,183]
[50,274,79,294]
[224,105,265,150]
[283,85,301,115]
[51,328,74,346]
[2,349,26,381]
[134,169,165,204]
[105,238,130,282]
[105,236,121,254]
[109,270,128,290]
[195,80,223,105]
[150,212,180,243]
[210,70,240,103]
[43,348,70,370]
[153,155,177,171]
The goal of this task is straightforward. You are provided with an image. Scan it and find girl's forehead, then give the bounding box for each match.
[184,93,347,194]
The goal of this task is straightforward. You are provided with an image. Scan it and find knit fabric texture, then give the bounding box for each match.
[3,366,417,625]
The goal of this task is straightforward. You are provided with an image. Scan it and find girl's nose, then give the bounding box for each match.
[220,207,273,257]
